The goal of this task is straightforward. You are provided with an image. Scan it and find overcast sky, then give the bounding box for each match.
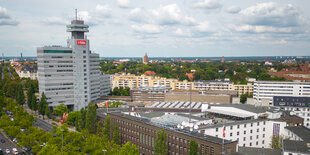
[0,0,310,57]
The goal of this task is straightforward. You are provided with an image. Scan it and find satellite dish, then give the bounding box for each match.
[194,125,199,129]
[181,126,184,129]
[177,124,181,128]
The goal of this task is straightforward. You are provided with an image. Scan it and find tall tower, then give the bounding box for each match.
[221,56,224,63]
[143,53,148,64]
[37,9,101,111]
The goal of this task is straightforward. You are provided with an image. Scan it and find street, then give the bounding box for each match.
[0,131,22,155]
[33,118,53,132]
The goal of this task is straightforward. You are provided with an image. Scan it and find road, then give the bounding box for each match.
[0,131,22,155]
[33,118,53,132]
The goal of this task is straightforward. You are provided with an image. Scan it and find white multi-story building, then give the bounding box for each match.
[282,126,310,155]
[198,119,287,148]
[100,73,112,96]
[253,81,310,105]
[37,17,102,111]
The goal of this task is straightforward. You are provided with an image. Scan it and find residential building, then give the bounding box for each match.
[253,81,310,105]
[37,17,101,110]
[283,126,310,155]
[232,83,253,96]
[15,65,38,80]
[273,96,310,128]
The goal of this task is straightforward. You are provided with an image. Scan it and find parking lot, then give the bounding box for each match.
[0,131,22,154]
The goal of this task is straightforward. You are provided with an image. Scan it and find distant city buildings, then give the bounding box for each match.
[268,63,310,82]
[142,53,148,64]
[11,61,38,80]
[37,17,106,111]
[112,73,253,96]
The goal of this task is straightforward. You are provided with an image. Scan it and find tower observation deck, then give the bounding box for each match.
[66,10,89,39]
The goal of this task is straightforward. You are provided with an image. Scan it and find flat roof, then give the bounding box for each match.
[204,108,254,118]
[199,119,266,130]
[285,126,310,141]
[210,104,272,114]
[238,147,281,155]
[107,112,235,145]
[283,140,310,154]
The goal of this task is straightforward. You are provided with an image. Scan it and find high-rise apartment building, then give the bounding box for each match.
[37,16,101,111]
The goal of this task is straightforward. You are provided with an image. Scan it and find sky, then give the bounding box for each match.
[0,0,310,57]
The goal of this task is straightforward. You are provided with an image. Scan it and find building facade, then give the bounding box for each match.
[112,74,252,96]
[37,18,101,111]
[143,53,148,64]
[199,119,287,148]
[273,96,310,128]
[253,81,310,105]
[101,112,238,155]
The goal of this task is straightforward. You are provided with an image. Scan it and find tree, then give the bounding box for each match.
[31,93,37,114]
[67,111,81,126]
[27,83,34,109]
[240,93,248,104]
[85,102,97,133]
[154,129,168,155]
[45,105,51,119]
[76,108,86,131]
[270,135,284,149]
[38,92,47,118]
[53,103,68,116]
[16,83,25,105]
[112,126,120,145]
[119,142,139,155]
[103,115,111,139]
[189,140,198,155]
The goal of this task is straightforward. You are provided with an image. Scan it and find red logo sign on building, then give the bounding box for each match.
[77,40,87,45]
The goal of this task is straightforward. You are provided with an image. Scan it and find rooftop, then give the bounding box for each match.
[285,126,310,141]
[106,111,235,145]
[283,140,310,154]
[238,147,281,155]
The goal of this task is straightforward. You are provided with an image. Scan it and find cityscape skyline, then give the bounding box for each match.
[1,0,310,57]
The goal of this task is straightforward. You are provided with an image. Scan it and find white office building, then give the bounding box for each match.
[253,81,310,105]
[100,73,112,96]
[198,119,287,148]
[37,17,102,111]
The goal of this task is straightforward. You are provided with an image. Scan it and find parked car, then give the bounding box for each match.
[12,148,18,155]
[5,149,10,154]
[0,139,5,143]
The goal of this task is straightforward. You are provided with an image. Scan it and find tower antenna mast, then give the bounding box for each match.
[75,9,77,20]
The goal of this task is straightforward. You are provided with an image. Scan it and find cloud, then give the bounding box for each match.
[43,17,69,25]
[226,6,241,14]
[131,24,161,34]
[129,8,150,23]
[194,0,222,10]
[117,0,130,8]
[95,4,112,18]
[0,6,18,26]
[229,24,294,33]
[240,2,302,27]
[151,4,196,25]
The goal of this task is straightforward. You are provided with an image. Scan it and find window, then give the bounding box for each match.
[262,140,264,144]
[257,122,260,126]
[83,60,86,63]
[257,135,259,139]
[256,141,258,145]
[250,136,252,140]
[243,137,246,141]
[250,143,252,146]
[250,130,252,133]
[263,121,266,125]
[83,50,86,53]
[237,132,239,136]
[244,131,246,134]
[244,124,246,128]
[230,133,232,137]
[263,128,265,131]
[230,126,233,130]
[257,129,259,132]
[83,56,86,58]
[251,123,253,127]
[216,128,218,132]
[237,125,240,129]
[263,134,265,138]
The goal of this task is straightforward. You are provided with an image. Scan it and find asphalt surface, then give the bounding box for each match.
[33,118,53,132]
[0,131,21,155]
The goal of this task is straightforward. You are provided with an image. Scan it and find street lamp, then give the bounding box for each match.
[60,128,64,154]
[102,149,107,155]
